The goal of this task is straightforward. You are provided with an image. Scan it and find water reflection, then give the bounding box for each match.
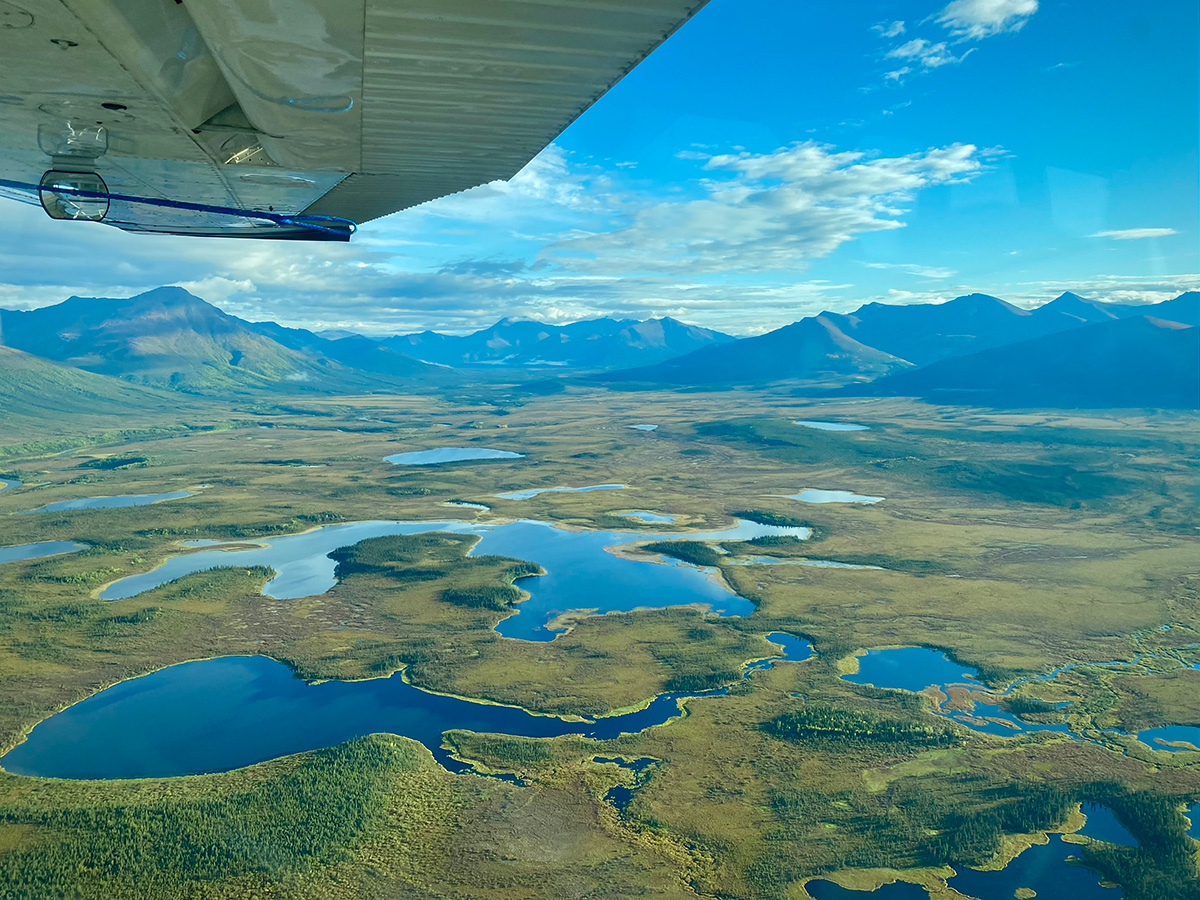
[20,491,194,514]
[384,448,524,465]
[0,540,88,565]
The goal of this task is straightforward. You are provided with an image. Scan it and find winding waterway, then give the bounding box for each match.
[99,517,810,641]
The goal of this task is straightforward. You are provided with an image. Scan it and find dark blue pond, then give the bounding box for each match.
[1185,802,1199,840]
[1136,724,1200,752]
[946,834,1119,899]
[1080,802,1137,846]
[593,756,657,812]
[843,647,982,694]
[21,491,193,514]
[0,540,88,565]
[1,655,727,780]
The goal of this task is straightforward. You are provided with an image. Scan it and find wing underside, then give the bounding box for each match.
[0,0,707,239]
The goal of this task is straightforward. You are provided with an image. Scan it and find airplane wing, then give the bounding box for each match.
[0,0,709,240]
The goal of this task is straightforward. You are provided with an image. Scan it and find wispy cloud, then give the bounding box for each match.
[872,20,906,38]
[937,0,1039,40]
[874,0,1036,85]
[1090,228,1178,241]
[886,38,974,69]
[863,261,958,278]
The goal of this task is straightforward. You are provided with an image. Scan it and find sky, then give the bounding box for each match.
[1,0,1197,335]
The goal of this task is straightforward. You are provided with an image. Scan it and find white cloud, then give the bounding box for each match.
[872,20,906,38]
[864,261,958,278]
[1089,228,1178,241]
[545,142,987,276]
[886,38,974,69]
[937,0,1038,40]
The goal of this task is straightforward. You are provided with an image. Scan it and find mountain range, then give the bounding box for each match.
[0,287,446,393]
[600,291,1198,404]
[0,286,1195,409]
[385,316,735,368]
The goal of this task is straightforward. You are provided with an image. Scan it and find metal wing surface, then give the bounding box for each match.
[0,0,708,239]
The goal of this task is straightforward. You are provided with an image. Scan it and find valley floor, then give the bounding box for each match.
[0,386,1196,899]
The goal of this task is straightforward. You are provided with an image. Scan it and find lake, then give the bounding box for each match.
[495,484,626,501]
[1136,724,1200,752]
[1080,802,1137,845]
[788,489,885,504]
[946,833,1119,899]
[841,648,1075,738]
[808,831,1120,899]
[794,420,869,432]
[20,490,194,514]
[384,448,524,465]
[0,655,730,780]
[2,625,811,781]
[98,517,810,641]
[0,540,88,565]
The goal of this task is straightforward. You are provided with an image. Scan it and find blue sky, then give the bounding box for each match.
[1,0,1196,334]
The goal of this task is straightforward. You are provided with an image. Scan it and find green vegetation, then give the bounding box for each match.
[0,390,1195,899]
[642,539,725,568]
[0,738,404,899]
[763,705,959,748]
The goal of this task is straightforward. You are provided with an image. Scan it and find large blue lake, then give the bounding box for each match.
[805,833,1119,899]
[3,628,813,780]
[99,517,809,641]
[0,656,719,779]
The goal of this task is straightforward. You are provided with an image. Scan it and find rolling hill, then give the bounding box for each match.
[601,314,911,384]
[0,344,197,420]
[866,315,1199,408]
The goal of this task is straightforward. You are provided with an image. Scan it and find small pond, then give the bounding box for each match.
[794,421,868,432]
[0,478,19,492]
[617,510,678,524]
[0,541,88,565]
[0,655,730,780]
[495,484,626,501]
[630,424,658,431]
[788,489,884,505]
[1186,802,1199,840]
[20,491,194,514]
[384,448,524,465]
[443,500,490,511]
[99,517,810,642]
[1136,724,1200,753]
